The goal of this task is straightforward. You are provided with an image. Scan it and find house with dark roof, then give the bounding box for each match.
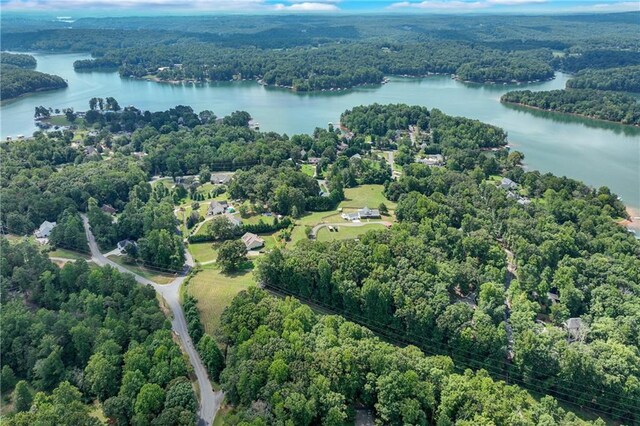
[101,204,117,215]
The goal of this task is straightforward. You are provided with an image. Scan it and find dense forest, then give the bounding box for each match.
[566,65,640,93]
[0,52,67,100]
[256,104,639,421]
[501,89,640,125]
[0,239,198,425]
[1,52,36,69]
[2,13,638,90]
[218,288,606,425]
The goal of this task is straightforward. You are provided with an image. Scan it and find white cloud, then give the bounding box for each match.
[274,1,339,10]
[389,1,486,10]
[487,0,546,5]
[1,0,340,11]
[572,1,640,12]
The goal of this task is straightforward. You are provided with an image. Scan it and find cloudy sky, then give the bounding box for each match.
[1,0,638,13]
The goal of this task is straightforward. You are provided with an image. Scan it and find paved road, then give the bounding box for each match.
[81,215,223,426]
[310,221,392,238]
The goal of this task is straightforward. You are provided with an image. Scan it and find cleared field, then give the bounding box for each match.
[301,164,315,177]
[106,255,177,284]
[188,242,219,263]
[340,184,396,211]
[316,223,387,242]
[48,248,90,260]
[187,267,255,336]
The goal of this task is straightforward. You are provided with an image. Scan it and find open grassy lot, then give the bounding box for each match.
[340,184,396,210]
[301,164,315,177]
[107,254,177,284]
[48,248,91,260]
[316,223,387,242]
[187,267,255,336]
[188,242,219,263]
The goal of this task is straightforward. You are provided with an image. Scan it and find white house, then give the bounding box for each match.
[342,207,381,221]
[34,221,57,238]
[241,232,265,250]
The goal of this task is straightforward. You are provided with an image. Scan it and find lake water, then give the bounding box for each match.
[2,52,639,212]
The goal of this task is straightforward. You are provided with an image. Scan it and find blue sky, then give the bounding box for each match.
[1,0,638,13]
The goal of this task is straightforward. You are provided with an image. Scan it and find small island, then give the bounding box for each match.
[501,88,640,126]
[0,53,68,100]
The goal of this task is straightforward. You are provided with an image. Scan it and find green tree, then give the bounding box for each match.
[134,383,166,418]
[84,352,121,401]
[164,379,197,412]
[14,380,32,412]
[217,240,247,273]
[197,335,225,381]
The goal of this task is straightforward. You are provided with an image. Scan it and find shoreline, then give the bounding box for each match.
[619,206,640,238]
[501,100,640,128]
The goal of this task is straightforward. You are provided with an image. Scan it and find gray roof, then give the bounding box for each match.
[225,213,242,227]
[35,221,56,238]
[358,207,380,218]
[242,232,264,249]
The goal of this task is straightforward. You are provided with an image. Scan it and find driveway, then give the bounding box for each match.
[81,215,223,426]
[310,221,392,238]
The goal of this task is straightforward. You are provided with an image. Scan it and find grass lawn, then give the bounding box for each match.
[187,267,255,336]
[297,210,343,226]
[316,223,387,242]
[89,401,107,423]
[340,184,396,211]
[48,248,90,260]
[301,164,315,177]
[107,255,177,285]
[188,242,219,264]
[46,115,86,127]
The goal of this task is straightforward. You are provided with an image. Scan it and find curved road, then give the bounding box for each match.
[81,215,222,426]
[310,221,392,238]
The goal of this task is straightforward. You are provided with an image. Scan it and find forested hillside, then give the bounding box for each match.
[218,288,608,425]
[0,239,198,425]
[566,65,640,93]
[501,89,640,125]
[2,13,638,90]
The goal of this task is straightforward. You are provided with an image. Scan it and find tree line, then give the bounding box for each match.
[501,89,640,125]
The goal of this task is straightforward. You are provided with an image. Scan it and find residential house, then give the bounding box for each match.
[308,157,321,165]
[210,174,232,185]
[117,239,137,252]
[565,317,584,342]
[242,232,265,250]
[207,200,228,216]
[342,207,381,221]
[499,177,518,190]
[34,221,56,238]
[417,154,444,167]
[358,207,380,219]
[101,204,117,215]
[84,146,99,157]
[225,213,242,228]
[350,153,362,160]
